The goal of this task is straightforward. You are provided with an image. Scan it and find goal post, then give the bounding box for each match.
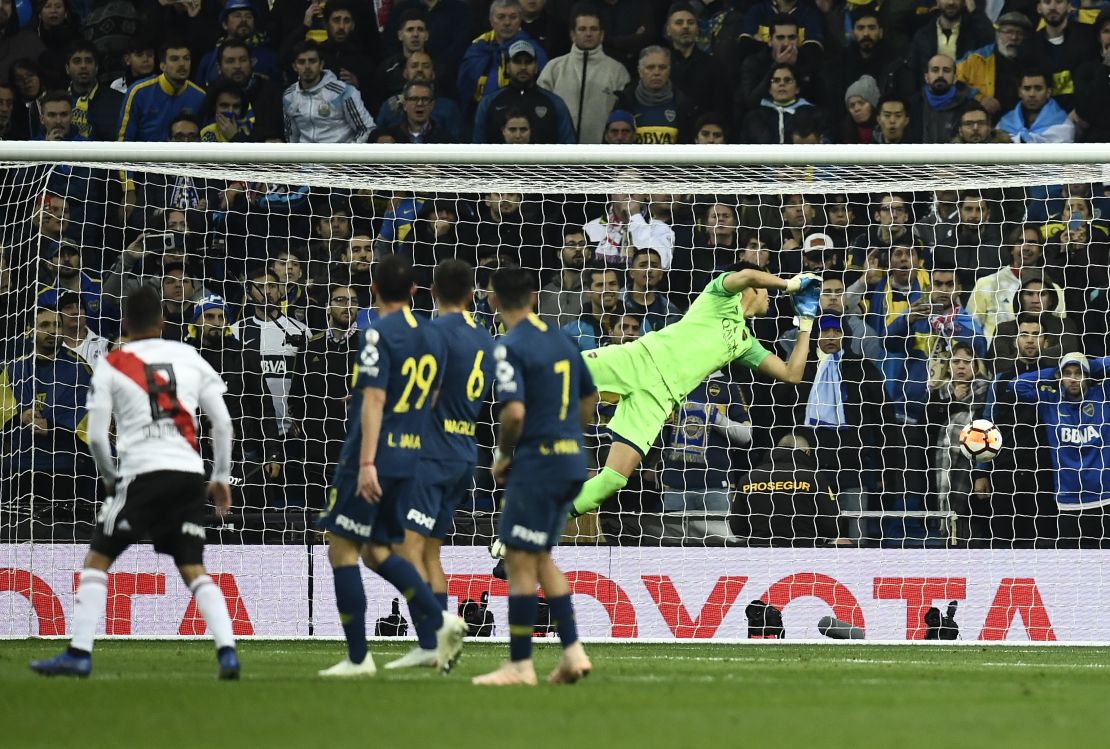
[2,142,1110,642]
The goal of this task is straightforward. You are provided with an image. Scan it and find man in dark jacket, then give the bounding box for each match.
[664,2,725,121]
[736,13,823,120]
[827,7,900,111]
[787,314,893,543]
[289,284,356,509]
[186,294,281,512]
[386,80,455,143]
[65,42,124,141]
[733,433,840,547]
[473,40,574,143]
[215,39,285,141]
[910,54,976,144]
[907,0,994,82]
[1073,9,1110,143]
[974,312,1059,547]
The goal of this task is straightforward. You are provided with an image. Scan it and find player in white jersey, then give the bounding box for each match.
[31,286,241,680]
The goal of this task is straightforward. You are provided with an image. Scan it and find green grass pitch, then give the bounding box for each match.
[3,641,1109,748]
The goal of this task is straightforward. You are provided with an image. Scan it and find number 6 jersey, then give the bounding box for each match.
[87,339,229,480]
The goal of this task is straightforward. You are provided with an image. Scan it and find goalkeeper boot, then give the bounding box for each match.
[547,642,592,685]
[435,613,468,675]
[217,647,240,681]
[384,647,438,670]
[472,660,538,686]
[30,650,92,678]
[318,654,377,678]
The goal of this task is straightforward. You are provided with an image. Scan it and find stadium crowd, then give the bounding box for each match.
[2,0,1110,549]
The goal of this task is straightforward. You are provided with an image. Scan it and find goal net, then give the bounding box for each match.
[3,142,1110,642]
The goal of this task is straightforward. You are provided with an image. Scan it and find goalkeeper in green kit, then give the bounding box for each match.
[570,262,823,517]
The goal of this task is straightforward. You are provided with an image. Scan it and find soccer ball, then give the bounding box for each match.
[958,419,1003,462]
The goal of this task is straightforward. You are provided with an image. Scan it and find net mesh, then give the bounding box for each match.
[2,147,1109,641]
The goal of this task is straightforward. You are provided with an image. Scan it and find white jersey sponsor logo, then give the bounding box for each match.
[510,525,548,545]
[406,509,435,530]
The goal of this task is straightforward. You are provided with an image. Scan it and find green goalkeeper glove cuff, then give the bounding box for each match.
[797,318,814,333]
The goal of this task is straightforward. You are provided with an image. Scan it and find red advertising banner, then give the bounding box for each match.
[2,545,1104,641]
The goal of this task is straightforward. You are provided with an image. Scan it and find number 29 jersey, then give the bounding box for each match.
[337,307,447,478]
[86,338,228,479]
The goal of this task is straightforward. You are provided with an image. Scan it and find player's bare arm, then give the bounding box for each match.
[358,386,386,502]
[755,328,811,385]
[492,401,525,485]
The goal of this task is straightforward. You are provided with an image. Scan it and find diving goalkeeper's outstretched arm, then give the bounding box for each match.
[725,267,816,385]
[721,267,793,294]
[568,268,821,517]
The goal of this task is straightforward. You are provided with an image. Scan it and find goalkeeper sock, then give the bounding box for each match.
[189,574,235,650]
[332,565,368,665]
[546,594,579,649]
[508,594,538,662]
[571,467,628,516]
[376,554,445,640]
[69,568,108,655]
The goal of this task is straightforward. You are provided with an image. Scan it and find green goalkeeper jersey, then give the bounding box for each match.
[639,273,771,400]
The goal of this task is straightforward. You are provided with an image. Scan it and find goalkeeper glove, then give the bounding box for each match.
[792,284,822,321]
[785,272,822,295]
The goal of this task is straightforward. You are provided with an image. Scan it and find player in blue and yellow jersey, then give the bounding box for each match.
[472,268,599,687]
[317,255,467,677]
[387,259,497,670]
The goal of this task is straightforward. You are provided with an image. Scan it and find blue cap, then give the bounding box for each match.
[818,315,843,331]
[607,109,635,127]
[221,0,254,23]
[192,294,229,322]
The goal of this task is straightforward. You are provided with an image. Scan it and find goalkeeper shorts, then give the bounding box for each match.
[582,340,677,456]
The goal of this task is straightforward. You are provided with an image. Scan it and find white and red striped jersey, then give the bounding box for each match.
[87,338,229,480]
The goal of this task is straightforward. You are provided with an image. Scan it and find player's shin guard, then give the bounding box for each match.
[376,554,445,637]
[546,594,579,648]
[571,467,628,516]
[69,569,109,655]
[189,574,236,651]
[508,594,538,662]
[332,565,368,665]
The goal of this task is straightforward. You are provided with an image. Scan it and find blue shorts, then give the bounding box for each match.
[407,458,473,539]
[317,472,415,546]
[497,474,584,552]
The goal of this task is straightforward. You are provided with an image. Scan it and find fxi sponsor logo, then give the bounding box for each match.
[406,509,435,530]
[510,525,548,545]
[335,515,372,536]
[181,522,206,539]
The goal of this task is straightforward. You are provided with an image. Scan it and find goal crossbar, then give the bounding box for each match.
[1,142,1108,195]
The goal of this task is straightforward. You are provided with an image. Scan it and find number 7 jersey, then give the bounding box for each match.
[87,338,228,479]
[338,307,447,478]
